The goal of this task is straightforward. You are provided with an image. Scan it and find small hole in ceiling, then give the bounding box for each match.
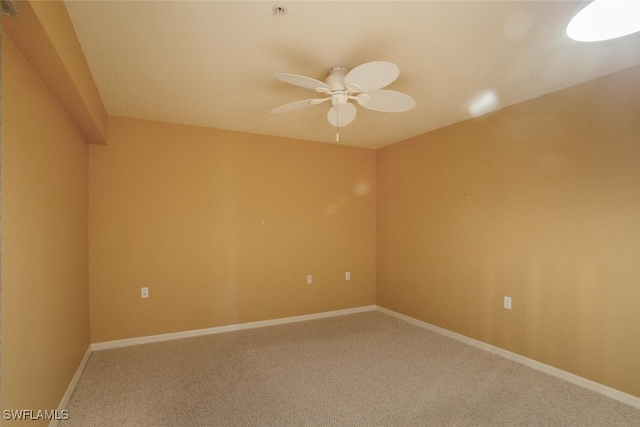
[273,5,287,16]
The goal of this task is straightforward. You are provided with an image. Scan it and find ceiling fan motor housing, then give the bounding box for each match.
[327,67,355,107]
[327,67,348,91]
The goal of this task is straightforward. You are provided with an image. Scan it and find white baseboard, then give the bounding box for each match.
[91,305,377,351]
[376,305,640,410]
[50,346,92,427]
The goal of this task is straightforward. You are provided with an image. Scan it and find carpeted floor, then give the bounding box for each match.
[62,311,640,426]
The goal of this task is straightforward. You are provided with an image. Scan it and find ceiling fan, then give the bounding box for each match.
[270,61,415,135]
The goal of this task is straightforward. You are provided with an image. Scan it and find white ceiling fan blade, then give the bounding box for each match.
[357,90,416,112]
[274,73,330,92]
[327,102,357,127]
[344,61,399,93]
[270,98,326,114]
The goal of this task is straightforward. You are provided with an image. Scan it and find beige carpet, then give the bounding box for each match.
[62,311,640,426]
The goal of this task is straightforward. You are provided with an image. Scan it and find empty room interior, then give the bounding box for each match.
[1,0,639,424]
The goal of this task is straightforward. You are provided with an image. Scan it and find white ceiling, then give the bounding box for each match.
[64,1,640,149]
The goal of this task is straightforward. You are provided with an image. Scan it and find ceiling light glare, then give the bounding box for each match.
[468,90,499,117]
[567,0,640,42]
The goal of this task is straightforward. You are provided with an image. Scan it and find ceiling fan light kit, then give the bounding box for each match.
[271,61,416,140]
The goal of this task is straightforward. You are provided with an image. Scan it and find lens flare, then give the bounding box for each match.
[354,181,370,196]
[467,90,499,117]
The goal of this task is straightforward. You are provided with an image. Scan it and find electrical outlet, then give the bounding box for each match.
[141,287,149,299]
[504,296,511,310]
[345,272,351,280]
[306,275,312,285]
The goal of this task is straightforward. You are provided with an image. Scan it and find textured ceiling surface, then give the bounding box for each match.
[64,1,640,149]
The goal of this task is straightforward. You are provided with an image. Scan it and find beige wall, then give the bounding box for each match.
[88,117,376,342]
[377,65,640,398]
[1,33,90,421]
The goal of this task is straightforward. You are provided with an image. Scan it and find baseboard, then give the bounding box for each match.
[376,305,640,410]
[91,305,377,351]
[49,346,92,427]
